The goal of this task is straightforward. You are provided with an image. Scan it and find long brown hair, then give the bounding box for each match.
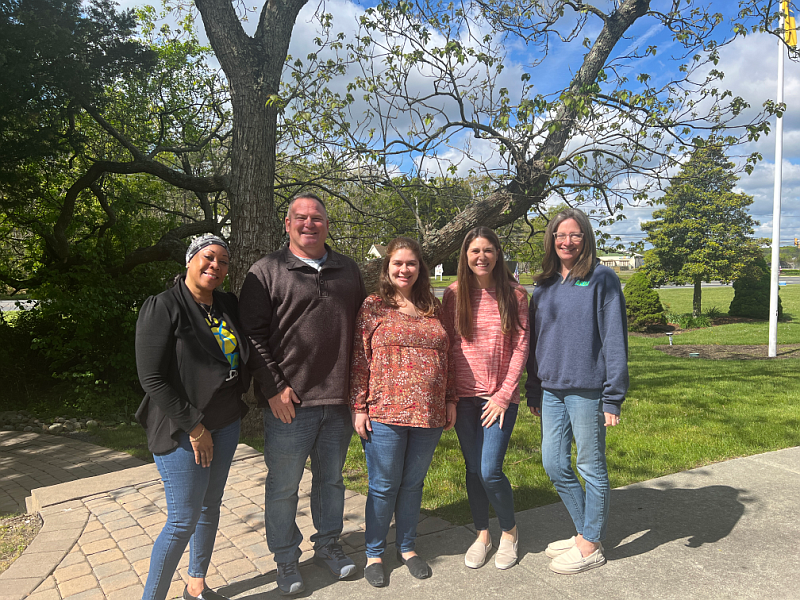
[535,208,597,283]
[378,237,437,317]
[455,226,523,340]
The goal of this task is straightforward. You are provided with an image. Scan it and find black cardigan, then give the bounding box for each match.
[135,278,251,454]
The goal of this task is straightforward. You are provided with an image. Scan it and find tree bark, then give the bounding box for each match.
[194,0,310,437]
[693,277,702,318]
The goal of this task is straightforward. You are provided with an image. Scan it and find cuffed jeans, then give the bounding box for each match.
[454,397,518,531]
[541,389,609,543]
[262,405,352,564]
[142,419,241,600]
[362,421,442,558]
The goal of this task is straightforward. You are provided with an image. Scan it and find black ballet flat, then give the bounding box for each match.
[396,550,431,579]
[364,562,386,587]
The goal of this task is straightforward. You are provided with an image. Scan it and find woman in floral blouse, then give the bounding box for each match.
[350,236,457,588]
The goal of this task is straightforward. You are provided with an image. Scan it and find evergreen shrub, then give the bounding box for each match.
[729,257,782,320]
[624,272,667,332]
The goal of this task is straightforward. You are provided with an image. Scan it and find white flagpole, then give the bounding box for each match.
[768,10,786,358]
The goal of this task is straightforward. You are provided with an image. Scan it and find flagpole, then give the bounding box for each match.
[768,10,786,358]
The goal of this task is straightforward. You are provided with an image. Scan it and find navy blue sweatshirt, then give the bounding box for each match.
[525,264,629,415]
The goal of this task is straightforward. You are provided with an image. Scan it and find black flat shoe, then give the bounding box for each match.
[396,550,431,579]
[364,562,386,587]
[183,586,230,600]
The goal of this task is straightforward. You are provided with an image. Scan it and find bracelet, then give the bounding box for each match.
[190,426,206,443]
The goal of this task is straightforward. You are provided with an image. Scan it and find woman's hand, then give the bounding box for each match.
[481,399,506,428]
[529,406,541,417]
[189,423,214,467]
[444,403,457,431]
[604,412,621,427]
[353,412,372,440]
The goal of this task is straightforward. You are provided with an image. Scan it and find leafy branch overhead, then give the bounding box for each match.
[0,0,794,293]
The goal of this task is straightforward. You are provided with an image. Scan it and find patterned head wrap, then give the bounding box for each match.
[185,234,230,267]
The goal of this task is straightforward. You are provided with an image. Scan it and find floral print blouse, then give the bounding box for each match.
[349,294,457,428]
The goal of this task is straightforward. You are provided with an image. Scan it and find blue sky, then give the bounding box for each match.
[118,0,800,249]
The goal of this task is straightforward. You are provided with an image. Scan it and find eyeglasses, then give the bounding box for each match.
[553,233,584,242]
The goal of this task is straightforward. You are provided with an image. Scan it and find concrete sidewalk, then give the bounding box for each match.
[1,430,798,600]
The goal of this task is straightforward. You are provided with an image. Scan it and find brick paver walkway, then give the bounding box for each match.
[0,432,145,515]
[0,433,452,600]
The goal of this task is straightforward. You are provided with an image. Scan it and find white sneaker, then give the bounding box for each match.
[549,544,606,575]
[545,536,576,558]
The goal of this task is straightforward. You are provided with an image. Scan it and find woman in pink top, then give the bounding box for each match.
[442,226,529,570]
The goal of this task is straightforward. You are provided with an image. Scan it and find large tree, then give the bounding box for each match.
[640,141,760,316]
[1,0,794,416]
[1,0,791,294]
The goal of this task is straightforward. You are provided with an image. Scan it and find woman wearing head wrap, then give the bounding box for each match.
[136,234,253,600]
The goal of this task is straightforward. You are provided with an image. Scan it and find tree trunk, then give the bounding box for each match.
[693,277,702,318]
[195,0,310,438]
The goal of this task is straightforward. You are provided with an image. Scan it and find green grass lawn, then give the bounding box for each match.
[72,285,800,527]
[657,282,800,320]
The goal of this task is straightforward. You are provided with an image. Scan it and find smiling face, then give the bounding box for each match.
[285,197,329,259]
[388,247,420,297]
[185,244,229,301]
[554,218,585,272]
[466,237,498,286]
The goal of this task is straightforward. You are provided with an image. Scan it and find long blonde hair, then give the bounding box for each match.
[455,227,523,340]
[378,237,437,317]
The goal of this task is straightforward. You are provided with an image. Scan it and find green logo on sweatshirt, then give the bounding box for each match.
[574,280,590,287]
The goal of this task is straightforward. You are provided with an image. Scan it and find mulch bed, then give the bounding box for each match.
[655,344,800,360]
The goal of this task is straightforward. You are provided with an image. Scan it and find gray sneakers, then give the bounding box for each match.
[276,561,304,595]
[314,543,357,579]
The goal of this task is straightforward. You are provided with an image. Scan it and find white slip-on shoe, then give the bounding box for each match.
[464,537,493,569]
[549,544,606,575]
[494,530,518,570]
[545,536,576,558]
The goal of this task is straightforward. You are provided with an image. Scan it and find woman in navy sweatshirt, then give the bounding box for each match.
[525,208,628,575]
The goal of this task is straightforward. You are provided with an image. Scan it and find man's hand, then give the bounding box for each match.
[268,387,301,423]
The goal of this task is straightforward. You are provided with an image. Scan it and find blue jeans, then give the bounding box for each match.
[362,421,442,558]
[142,419,240,600]
[262,405,352,564]
[454,397,518,531]
[541,389,609,543]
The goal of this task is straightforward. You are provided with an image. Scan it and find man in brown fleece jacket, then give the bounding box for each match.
[239,193,366,595]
